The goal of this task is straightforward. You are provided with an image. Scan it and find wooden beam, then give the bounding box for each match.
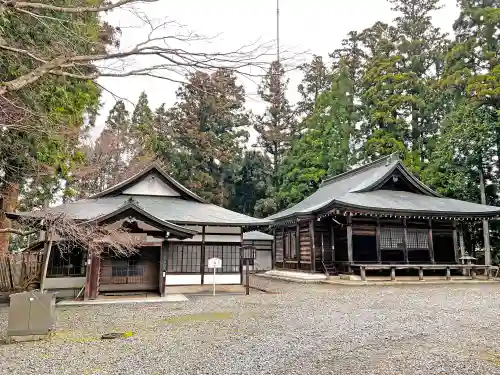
[428,219,435,264]
[309,220,316,272]
[403,218,409,264]
[347,213,353,271]
[376,218,381,263]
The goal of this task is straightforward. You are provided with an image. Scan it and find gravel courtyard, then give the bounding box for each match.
[1,281,500,375]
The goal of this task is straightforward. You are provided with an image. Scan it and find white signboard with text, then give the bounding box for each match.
[208,257,222,295]
[208,257,222,269]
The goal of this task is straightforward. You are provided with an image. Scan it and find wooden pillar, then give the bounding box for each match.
[89,255,101,300]
[296,223,300,267]
[428,219,435,264]
[446,267,451,280]
[360,266,366,281]
[201,226,206,285]
[452,221,459,264]
[282,227,285,265]
[459,225,466,276]
[403,218,409,264]
[309,220,316,272]
[346,213,353,272]
[331,221,336,262]
[239,227,243,285]
[271,227,276,269]
[160,239,167,297]
[83,253,92,300]
[39,225,54,293]
[376,219,381,264]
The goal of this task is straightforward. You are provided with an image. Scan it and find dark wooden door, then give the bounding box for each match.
[100,248,160,292]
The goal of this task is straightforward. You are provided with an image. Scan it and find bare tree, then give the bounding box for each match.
[0,0,282,98]
[2,212,143,257]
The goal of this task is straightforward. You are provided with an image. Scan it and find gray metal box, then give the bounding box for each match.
[7,291,56,337]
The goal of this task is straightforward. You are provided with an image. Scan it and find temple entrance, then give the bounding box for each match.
[100,247,160,292]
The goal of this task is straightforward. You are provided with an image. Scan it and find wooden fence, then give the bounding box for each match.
[0,252,43,292]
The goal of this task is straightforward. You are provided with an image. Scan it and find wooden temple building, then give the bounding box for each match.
[8,164,267,299]
[267,154,500,278]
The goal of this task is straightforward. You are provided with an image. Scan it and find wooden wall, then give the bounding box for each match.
[299,223,311,265]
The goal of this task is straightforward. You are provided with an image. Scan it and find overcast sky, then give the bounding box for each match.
[95,0,460,139]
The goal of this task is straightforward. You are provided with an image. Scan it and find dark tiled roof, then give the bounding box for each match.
[268,154,500,221]
[12,195,269,226]
[243,231,273,241]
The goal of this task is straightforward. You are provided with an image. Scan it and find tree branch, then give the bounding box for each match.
[0,228,38,236]
[4,0,157,13]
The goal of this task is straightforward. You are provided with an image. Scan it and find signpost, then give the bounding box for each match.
[241,246,256,296]
[207,257,222,296]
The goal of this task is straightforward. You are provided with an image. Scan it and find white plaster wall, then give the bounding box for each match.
[165,274,202,285]
[203,273,240,285]
[123,176,180,196]
[44,277,85,289]
[254,251,272,271]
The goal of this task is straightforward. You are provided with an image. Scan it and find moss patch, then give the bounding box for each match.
[162,312,232,324]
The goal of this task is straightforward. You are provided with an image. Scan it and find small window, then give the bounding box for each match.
[380,228,404,249]
[47,246,86,277]
[406,229,429,249]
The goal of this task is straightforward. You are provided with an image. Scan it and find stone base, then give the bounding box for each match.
[339,274,362,281]
[263,270,327,283]
[6,334,48,344]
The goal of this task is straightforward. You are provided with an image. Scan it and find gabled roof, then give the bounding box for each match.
[243,230,274,241]
[9,163,269,227]
[268,154,500,221]
[91,163,206,203]
[10,194,269,227]
[86,199,197,239]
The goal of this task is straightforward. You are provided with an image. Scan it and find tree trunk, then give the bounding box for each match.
[0,182,20,252]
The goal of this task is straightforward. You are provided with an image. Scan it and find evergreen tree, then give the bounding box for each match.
[296,56,331,116]
[358,0,448,164]
[254,61,297,189]
[229,151,273,216]
[161,69,249,205]
[276,62,356,208]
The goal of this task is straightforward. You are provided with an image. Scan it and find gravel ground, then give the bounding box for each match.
[1,281,500,375]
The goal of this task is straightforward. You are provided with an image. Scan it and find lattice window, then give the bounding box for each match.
[406,229,429,249]
[167,244,201,273]
[47,246,86,277]
[205,244,240,273]
[380,228,405,249]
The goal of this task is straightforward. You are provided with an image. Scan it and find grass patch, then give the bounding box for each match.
[163,312,232,324]
[479,351,500,366]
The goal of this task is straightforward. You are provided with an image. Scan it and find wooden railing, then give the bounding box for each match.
[350,263,496,281]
